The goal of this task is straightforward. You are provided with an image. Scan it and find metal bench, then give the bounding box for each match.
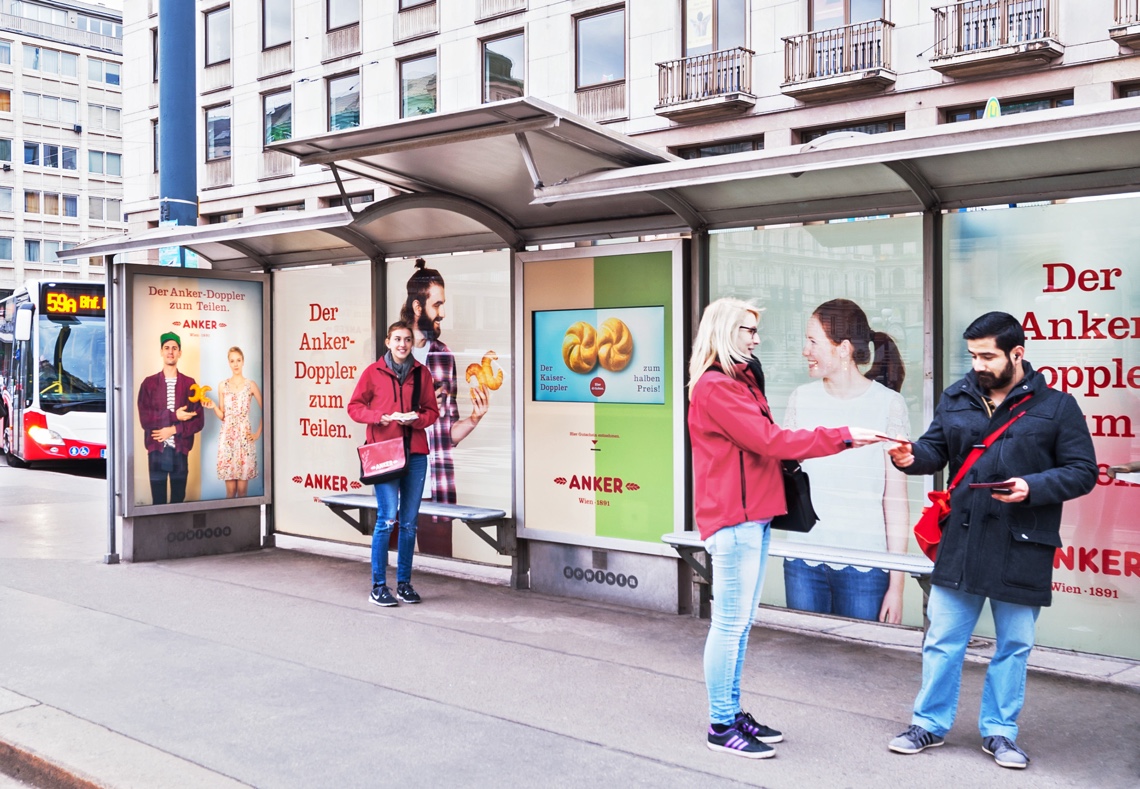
[319,493,523,588]
[663,530,933,616]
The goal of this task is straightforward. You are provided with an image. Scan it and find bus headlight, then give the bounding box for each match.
[28,425,65,446]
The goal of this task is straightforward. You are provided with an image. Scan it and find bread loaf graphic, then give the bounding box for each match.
[597,317,634,372]
[561,321,599,374]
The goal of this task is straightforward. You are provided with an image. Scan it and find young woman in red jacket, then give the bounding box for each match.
[687,298,883,759]
[348,321,440,607]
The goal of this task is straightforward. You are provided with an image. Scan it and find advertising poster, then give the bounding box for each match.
[533,306,665,405]
[523,246,680,546]
[272,263,373,543]
[384,252,513,565]
[709,217,927,627]
[128,270,266,511]
[945,197,1140,659]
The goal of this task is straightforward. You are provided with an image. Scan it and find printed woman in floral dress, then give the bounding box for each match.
[206,346,263,498]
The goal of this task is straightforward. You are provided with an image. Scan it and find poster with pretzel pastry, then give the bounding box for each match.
[532,306,665,404]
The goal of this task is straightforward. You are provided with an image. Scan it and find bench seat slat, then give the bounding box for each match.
[319,494,506,523]
[662,531,933,575]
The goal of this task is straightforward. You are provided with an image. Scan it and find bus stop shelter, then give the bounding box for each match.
[62,97,1140,647]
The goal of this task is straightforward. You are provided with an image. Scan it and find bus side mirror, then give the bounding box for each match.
[14,306,32,342]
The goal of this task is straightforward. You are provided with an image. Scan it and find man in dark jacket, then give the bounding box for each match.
[137,332,204,505]
[886,312,1096,770]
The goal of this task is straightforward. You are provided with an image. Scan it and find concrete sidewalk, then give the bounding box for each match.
[1,465,1138,788]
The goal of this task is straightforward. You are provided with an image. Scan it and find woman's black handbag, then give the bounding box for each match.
[771,460,818,533]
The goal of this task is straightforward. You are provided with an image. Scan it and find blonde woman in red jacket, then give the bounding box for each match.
[688,298,883,759]
[348,321,440,607]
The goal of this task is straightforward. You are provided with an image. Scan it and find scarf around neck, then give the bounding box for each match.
[385,351,412,384]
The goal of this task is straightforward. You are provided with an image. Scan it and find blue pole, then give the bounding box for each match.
[158,0,198,232]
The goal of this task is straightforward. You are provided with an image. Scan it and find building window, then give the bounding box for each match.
[61,147,76,170]
[0,238,10,260]
[811,0,882,30]
[152,119,159,173]
[89,197,122,222]
[206,211,243,223]
[88,58,121,86]
[22,45,78,78]
[63,194,78,217]
[0,41,10,65]
[88,151,122,176]
[24,142,39,166]
[684,0,745,56]
[206,6,232,66]
[206,105,232,160]
[400,54,437,117]
[264,0,291,48]
[676,136,764,159]
[0,89,11,113]
[800,117,904,142]
[43,144,58,167]
[262,202,305,213]
[0,188,10,212]
[23,94,79,124]
[23,190,39,213]
[483,33,524,103]
[328,0,359,31]
[328,192,373,208]
[24,240,39,263]
[945,94,1073,123]
[400,0,433,8]
[1119,82,1140,99]
[264,89,292,144]
[43,193,59,215]
[328,73,360,130]
[77,14,122,39]
[151,29,158,82]
[576,8,625,89]
[88,104,122,132]
[0,139,9,161]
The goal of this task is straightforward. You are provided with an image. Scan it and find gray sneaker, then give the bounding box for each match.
[983,736,1029,769]
[889,724,945,754]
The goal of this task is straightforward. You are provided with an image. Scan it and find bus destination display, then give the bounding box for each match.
[40,286,105,317]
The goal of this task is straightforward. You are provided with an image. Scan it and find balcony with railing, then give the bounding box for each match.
[0,13,121,54]
[1111,0,1140,47]
[655,47,755,121]
[781,20,895,102]
[930,0,1063,78]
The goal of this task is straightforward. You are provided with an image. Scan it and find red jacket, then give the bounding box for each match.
[687,362,851,540]
[347,357,439,454]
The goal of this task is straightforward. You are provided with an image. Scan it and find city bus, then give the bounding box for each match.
[0,280,107,464]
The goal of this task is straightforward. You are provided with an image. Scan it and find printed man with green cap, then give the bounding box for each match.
[137,331,204,504]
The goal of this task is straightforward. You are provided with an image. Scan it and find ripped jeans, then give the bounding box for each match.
[371,453,428,588]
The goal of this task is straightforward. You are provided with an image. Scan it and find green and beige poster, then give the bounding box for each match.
[523,246,679,545]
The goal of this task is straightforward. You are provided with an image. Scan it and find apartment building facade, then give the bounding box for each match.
[120,0,1140,225]
[0,0,123,295]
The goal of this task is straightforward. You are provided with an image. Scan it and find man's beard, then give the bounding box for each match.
[418,311,441,341]
[977,357,1014,392]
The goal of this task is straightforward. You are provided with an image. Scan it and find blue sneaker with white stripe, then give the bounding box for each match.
[707,723,775,759]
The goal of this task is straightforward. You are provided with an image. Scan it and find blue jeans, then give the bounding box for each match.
[912,585,1040,740]
[371,453,428,588]
[703,520,771,725]
[783,558,889,621]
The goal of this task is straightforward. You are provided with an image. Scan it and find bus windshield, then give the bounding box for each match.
[38,314,106,413]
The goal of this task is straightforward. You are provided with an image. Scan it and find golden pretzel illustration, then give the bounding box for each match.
[598,317,634,372]
[187,383,213,403]
[562,321,599,374]
[465,351,504,401]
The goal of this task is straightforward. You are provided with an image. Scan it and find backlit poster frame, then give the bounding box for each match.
[518,240,685,555]
[122,266,269,516]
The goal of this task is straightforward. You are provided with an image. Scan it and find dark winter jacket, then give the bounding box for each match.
[901,364,1097,606]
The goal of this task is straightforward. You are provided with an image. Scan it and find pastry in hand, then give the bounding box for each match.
[598,317,634,372]
[465,351,504,401]
[562,321,598,374]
